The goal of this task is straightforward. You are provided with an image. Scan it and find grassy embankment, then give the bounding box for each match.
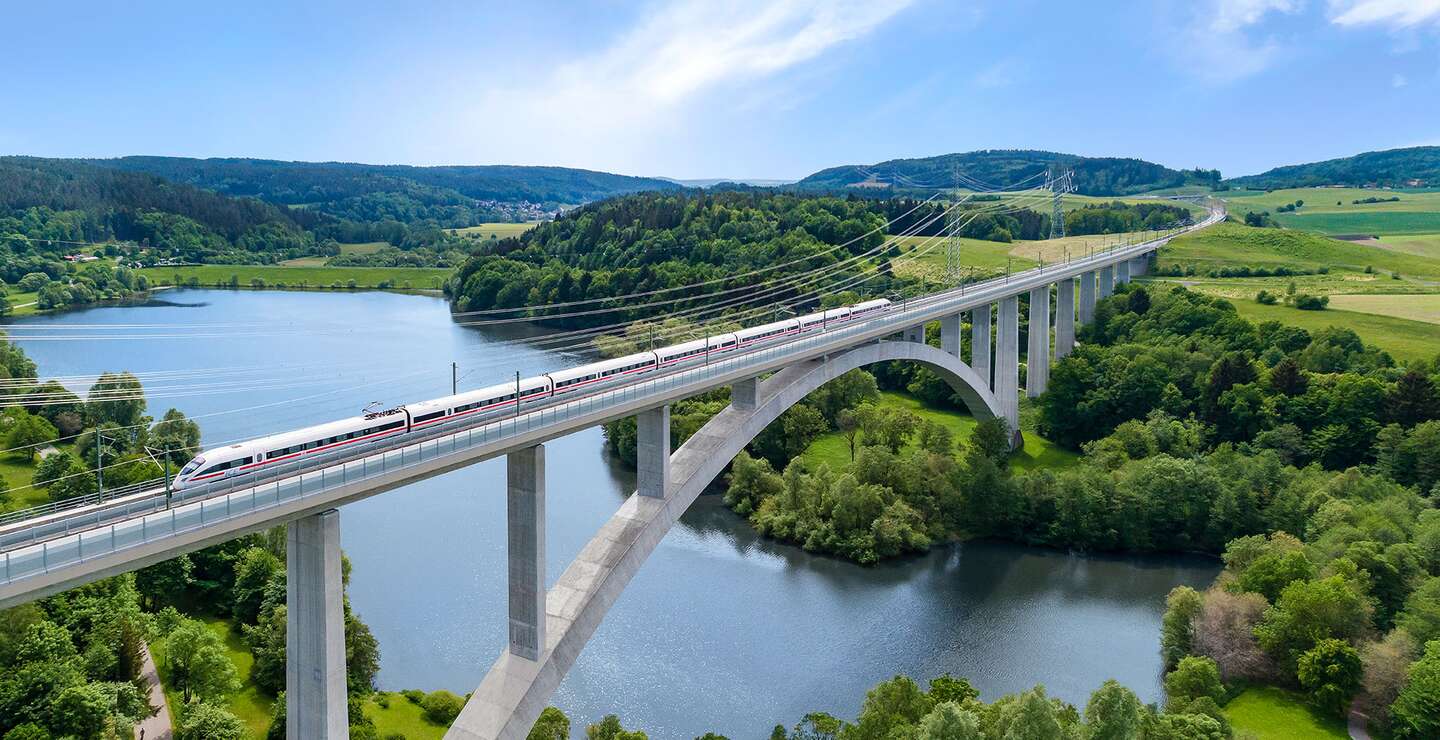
[151,616,451,738]
[1222,686,1348,740]
[796,391,1079,474]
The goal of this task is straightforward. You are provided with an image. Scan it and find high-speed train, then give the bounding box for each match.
[173,298,891,489]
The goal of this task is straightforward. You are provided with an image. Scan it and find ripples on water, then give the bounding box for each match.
[9,289,1219,737]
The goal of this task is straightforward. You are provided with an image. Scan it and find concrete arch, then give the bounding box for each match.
[450,340,1000,738]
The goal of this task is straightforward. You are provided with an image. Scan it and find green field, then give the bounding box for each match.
[1327,293,1440,325]
[1366,232,1440,257]
[152,617,275,737]
[140,264,452,291]
[1222,686,1348,740]
[797,391,1078,473]
[1223,187,1440,235]
[281,242,395,266]
[1162,221,1440,280]
[366,693,447,739]
[896,221,1197,286]
[449,222,540,239]
[1230,300,1440,363]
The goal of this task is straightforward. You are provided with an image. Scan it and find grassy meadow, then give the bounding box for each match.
[280,241,390,267]
[449,222,540,240]
[366,693,448,739]
[1221,686,1348,740]
[1223,187,1440,235]
[151,617,274,737]
[139,264,452,291]
[1228,299,1440,363]
[796,391,1079,474]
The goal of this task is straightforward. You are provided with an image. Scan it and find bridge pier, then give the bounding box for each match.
[507,445,546,662]
[940,314,961,357]
[971,305,992,389]
[286,509,348,740]
[1131,256,1149,277]
[995,296,1020,439]
[1026,286,1050,397]
[903,324,925,343]
[1099,265,1114,298]
[1055,278,1076,359]
[636,406,670,499]
[1079,271,1096,325]
[1116,260,1131,285]
[731,378,759,411]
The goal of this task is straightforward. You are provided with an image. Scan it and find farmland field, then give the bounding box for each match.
[1326,293,1440,325]
[449,222,540,239]
[1365,232,1440,257]
[1223,187,1440,235]
[1160,221,1440,280]
[1229,300,1440,362]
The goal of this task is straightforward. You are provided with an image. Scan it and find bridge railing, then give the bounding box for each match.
[0,478,166,528]
[0,219,1215,591]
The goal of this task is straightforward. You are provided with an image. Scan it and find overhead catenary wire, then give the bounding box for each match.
[0,187,1062,469]
[9,199,1162,499]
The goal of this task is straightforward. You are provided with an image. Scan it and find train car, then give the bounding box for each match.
[797,305,852,331]
[174,408,410,489]
[655,333,737,367]
[546,351,657,395]
[406,375,552,430]
[734,318,799,348]
[850,298,891,318]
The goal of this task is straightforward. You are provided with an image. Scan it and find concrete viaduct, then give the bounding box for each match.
[0,204,1220,739]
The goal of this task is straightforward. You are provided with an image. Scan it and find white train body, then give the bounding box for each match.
[173,297,892,490]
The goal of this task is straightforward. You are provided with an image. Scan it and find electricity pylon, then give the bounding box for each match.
[1047,168,1075,240]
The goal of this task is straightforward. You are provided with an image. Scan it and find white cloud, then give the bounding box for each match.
[1175,0,1304,83]
[1392,72,1408,86]
[1329,0,1440,29]
[452,0,911,171]
[1211,0,1304,32]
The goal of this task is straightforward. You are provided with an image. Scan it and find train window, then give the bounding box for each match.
[415,411,446,423]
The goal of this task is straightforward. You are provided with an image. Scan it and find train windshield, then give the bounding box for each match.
[179,458,204,476]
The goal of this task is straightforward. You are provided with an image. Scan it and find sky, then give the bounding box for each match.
[2,0,1438,180]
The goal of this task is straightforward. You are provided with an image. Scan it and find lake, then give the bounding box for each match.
[8,289,1219,737]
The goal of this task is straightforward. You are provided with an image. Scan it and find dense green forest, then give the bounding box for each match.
[445,191,911,325]
[1227,146,1440,190]
[87,157,681,226]
[797,149,1222,196]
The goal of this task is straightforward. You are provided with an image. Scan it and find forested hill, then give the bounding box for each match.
[0,156,310,239]
[446,191,906,324]
[796,149,1221,196]
[1225,146,1440,189]
[0,156,317,265]
[85,156,682,226]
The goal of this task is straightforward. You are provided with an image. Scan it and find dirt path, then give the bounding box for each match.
[135,641,173,740]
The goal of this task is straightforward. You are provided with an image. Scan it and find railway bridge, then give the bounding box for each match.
[0,204,1221,739]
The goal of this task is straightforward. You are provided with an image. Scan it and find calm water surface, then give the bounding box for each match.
[10,289,1218,737]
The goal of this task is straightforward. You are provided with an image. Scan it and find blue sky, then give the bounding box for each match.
[1,0,1437,180]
